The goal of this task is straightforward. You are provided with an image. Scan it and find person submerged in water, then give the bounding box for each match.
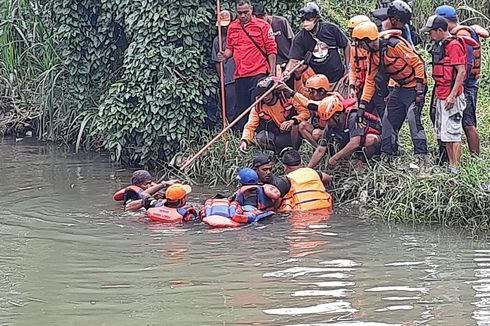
[278,149,333,211]
[143,183,197,222]
[252,153,291,197]
[113,170,178,212]
[231,167,281,211]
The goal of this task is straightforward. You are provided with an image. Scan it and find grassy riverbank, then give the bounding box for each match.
[161,39,490,231]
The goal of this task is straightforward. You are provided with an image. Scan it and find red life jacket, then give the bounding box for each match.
[451,26,481,78]
[113,185,144,201]
[147,202,196,223]
[200,197,274,225]
[431,36,475,97]
[342,98,381,137]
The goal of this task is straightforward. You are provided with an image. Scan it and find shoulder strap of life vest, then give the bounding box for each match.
[452,25,480,43]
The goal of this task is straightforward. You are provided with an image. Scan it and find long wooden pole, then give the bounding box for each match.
[216,0,227,142]
[178,59,307,172]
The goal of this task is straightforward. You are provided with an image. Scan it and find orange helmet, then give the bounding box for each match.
[347,15,371,29]
[318,96,344,121]
[352,21,379,41]
[305,74,330,91]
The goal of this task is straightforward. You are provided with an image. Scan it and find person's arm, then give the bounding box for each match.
[267,53,277,76]
[349,49,357,86]
[446,40,467,109]
[329,136,361,167]
[263,23,277,76]
[211,38,219,74]
[319,171,333,185]
[240,108,261,152]
[360,54,378,104]
[291,99,311,123]
[308,145,327,168]
[125,199,144,212]
[335,25,351,68]
[446,64,466,109]
[283,33,303,78]
[344,42,352,69]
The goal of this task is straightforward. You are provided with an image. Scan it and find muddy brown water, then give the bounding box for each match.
[1,137,489,325]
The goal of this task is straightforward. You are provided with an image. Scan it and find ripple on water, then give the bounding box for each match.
[283,323,402,326]
[472,250,490,325]
[263,300,358,316]
[264,267,354,278]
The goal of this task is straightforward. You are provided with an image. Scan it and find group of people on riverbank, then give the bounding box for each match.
[113,0,488,226]
[212,0,488,174]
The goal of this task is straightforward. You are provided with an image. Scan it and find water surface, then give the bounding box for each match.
[1,137,488,325]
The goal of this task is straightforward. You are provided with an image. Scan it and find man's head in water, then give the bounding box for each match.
[280,149,303,174]
[253,153,273,183]
[131,170,153,190]
[165,184,192,207]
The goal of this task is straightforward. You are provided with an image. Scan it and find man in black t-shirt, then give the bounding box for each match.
[253,3,295,67]
[283,2,351,97]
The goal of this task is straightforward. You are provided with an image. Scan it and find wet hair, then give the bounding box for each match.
[280,149,302,166]
[236,0,251,6]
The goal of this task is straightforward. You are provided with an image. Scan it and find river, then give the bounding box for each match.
[1,137,489,325]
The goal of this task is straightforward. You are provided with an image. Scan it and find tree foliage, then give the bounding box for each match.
[1,0,488,166]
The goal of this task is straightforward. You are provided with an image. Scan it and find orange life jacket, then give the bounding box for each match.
[452,25,482,79]
[147,202,196,223]
[279,168,333,212]
[255,94,295,134]
[113,185,143,201]
[377,33,426,86]
[353,46,369,92]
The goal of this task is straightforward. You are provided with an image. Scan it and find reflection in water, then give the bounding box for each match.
[0,138,489,325]
[471,249,490,325]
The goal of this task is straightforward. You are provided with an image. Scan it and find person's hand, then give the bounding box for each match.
[328,156,338,168]
[163,179,179,187]
[415,83,426,112]
[280,120,294,131]
[282,70,291,81]
[445,94,456,110]
[216,51,226,62]
[239,140,248,153]
[356,101,368,128]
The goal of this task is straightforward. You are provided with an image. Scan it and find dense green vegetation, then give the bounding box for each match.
[1,0,489,229]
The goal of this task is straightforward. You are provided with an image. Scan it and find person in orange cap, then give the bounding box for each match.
[142,183,197,221]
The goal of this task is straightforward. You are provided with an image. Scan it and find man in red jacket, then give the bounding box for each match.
[422,15,467,173]
[217,0,277,131]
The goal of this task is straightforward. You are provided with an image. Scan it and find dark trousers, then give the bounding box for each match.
[235,73,267,132]
[463,84,478,127]
[221,82,237,123]
[381,87,428,155]
[256,130,292,154]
